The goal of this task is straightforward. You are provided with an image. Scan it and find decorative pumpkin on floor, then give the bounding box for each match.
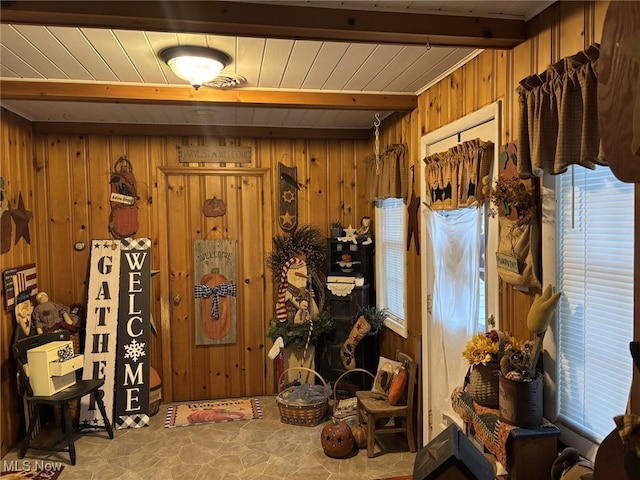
[321,417,355,458]
[350,423,367,449]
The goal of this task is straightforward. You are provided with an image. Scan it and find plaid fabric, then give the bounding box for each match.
[194,283,237,319]
[614,414,640,452]
[364,143,409,202]
[452,386,516,467]
[517,43,606,178]
[423,139,493,211]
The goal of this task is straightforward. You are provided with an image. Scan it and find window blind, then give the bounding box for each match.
[557,165,634,441]
[376,198,405,323]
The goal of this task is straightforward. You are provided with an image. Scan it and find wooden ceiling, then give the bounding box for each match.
[0,1,554,137]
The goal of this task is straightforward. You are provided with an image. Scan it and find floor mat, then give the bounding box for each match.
[164,397,262,428]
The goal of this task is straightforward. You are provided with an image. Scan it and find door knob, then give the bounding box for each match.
[173,294,181,306]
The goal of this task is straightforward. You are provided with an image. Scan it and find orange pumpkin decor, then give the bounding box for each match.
[321,417,355,458]
[350,423,367,449]
[199,273,232,340]
[202,196,226,217]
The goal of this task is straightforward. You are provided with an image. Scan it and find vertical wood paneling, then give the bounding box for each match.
[1,109,35,458]
[1,1,615,457]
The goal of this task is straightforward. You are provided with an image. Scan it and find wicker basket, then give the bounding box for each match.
[467,361,501,408]
[332,368,375,422]
[276,367,329,427]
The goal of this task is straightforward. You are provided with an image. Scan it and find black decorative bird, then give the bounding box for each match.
[280,172,300,190]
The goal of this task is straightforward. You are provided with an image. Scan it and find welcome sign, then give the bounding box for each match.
[114,238,151,429]
[80,240,121,427]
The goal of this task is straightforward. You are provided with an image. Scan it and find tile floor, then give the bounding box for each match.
[1,396,417,480]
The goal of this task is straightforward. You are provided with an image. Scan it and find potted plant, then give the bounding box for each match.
[330,220,343,238]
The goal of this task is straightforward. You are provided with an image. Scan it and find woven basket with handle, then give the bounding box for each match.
[276,367,330,427]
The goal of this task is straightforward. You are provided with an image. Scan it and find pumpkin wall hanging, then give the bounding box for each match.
[202,196,227,217]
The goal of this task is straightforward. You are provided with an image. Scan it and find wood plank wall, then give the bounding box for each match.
[1,0,626,457]
[0,115,372,456]
[377,0,609,351]
[0,110,35,458]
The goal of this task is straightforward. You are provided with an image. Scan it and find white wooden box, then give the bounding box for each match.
[26,340,84,396]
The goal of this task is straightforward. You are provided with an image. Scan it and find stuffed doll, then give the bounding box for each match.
[31,291,79,334]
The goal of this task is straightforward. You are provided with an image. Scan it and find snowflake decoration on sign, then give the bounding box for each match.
[123,339,146,362]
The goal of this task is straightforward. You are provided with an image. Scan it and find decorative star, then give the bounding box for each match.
[339,224,358,244]
[10,193,32,245]
[280,210,295,227]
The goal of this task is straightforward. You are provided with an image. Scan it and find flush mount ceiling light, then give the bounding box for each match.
[160,46,231,90]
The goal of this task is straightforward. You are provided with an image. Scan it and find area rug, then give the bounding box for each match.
[164,397,262,428]
[1,467,64,479]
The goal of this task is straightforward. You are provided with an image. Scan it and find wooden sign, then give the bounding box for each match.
[80,240,121,428]
[3,263,37,311]
[278,163,298,232]
[115,238,151,429]
[496,252,520,274]
[177,145,252,164]
[194,239,237,345]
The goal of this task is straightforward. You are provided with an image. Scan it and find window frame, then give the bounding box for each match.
[374,197,408,338]
[541,166,635,460]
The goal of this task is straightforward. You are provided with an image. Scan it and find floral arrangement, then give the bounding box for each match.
[462,330,529,367]
[500,338,537,381]
[267,310,335,349]
[462,332,501,366]
[482,175,535,219]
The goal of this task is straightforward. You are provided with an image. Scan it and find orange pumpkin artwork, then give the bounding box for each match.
[199,273,232,340]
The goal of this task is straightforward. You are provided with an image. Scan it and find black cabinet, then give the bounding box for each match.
[326,239,374,286]
[315,284,377,397]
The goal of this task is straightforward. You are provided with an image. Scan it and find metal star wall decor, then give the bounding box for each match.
[10,193,32,245]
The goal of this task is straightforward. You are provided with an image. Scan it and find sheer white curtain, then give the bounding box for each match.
[425,206,481,421]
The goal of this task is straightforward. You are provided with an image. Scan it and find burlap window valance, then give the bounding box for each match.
[364,143,409,202]
[517,43,607,178]
[423,138,493,211]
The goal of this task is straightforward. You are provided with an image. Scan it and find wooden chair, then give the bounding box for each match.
[355,351,418,458]
[13,330,113,465]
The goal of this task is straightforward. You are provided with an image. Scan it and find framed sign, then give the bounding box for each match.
[194,239,237,345]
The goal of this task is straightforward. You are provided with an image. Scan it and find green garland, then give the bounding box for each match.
[267,310,335,349]
[358,305,389,335]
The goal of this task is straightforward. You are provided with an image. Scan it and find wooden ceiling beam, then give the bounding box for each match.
[32,122,370,140]
[0,80,417,111]
[1,1,526,48]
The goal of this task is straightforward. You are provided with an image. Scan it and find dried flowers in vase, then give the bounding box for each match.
[482,175,535,219]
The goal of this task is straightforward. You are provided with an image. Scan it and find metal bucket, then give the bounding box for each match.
[499,375,543,428]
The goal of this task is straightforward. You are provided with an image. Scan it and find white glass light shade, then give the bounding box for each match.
[160,46,231,89]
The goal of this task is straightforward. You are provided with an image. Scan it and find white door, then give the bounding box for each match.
[420,102,501,444]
